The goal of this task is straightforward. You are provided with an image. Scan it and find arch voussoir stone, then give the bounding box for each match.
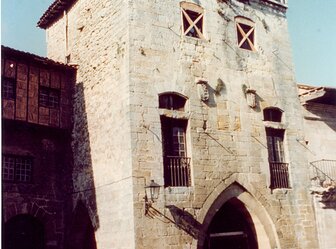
[197,179,281,249]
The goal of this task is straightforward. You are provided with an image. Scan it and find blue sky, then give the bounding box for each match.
[1,0,336,87]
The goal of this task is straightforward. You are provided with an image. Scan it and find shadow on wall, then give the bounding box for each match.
[304,103,336,132]
[166,205,202,239]
[145,204,202,239]
[65,82,99,249]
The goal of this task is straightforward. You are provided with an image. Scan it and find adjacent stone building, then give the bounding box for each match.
[1,46,76,249]
[298,84,336,249]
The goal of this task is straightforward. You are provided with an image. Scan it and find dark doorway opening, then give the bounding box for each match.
[3,214,44,249]
[68,202,97,249]
[206,198,258,249]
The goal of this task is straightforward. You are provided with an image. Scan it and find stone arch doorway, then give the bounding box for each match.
[68,201,97,249]
[198,182,280,249]
[3,214,44,249]
[205,198,258,249]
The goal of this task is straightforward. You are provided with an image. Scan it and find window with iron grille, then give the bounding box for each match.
[39,86,60,108]
[266,128,290,189]
[2,77,16,100]
[161,117,190,187]
[181,2,205,39]
[235,17,256,51]
[2,155,33,183]
[159,92,190,187]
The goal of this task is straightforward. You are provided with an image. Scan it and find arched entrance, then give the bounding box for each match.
[68,201,97,249]
[3,214,44,249]
[198,182,280,249]
[205,198,258,249]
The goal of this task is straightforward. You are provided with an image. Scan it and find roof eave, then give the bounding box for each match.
[37,0,77,29]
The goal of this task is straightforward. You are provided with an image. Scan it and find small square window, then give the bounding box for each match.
[3,156,15,181]
[2,77,16,100]
[39,86,60,109]
[263,108,283,122]
[2,155,33,183]
[181,2,205,39]
[235,17,256,51]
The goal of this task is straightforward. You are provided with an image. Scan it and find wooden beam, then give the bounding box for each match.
[210,231,246,238]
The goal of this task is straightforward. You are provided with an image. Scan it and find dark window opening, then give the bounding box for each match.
[182,7,204,39]
[2,77,16,100]
[2,155,33,183]
[236,21,255,51]
[161,116,190,187]
[159,93,187,111]
[263,108,282,122]
[266,128,290,188]
[39,86,60,109]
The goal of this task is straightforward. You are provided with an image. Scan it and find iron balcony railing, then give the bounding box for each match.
[269,162,290,189]
[310,160,336,187]
[164,156,191,187]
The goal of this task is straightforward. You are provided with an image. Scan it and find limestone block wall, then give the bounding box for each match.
[128,0,318,248]
[302,102,336,249]
[46,0,135,248]
[312,195,336,249]
[302,103,336,162]
[46,17,66,63]
[44,0,320,248]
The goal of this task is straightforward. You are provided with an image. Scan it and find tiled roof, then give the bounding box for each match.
[298,84,336,105]
[37,0,77,29]
[1,45,76,70]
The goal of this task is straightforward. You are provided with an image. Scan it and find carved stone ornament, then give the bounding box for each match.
[196,80,209,102]
[246,88,256,108]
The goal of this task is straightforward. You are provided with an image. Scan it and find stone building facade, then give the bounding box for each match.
[298,85,336,249]
[1,46,76,249]
[34,0,325,248]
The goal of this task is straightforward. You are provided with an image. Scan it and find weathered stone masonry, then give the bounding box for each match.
[38,0,320,248]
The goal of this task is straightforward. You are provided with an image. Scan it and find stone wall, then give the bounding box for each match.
[302,102,336,162]
[312,192,336,249]
[128,0,318,248]
[44,0,320,248]
[301,100,336,249]
[46,0,136,248]
[2,120,73,249]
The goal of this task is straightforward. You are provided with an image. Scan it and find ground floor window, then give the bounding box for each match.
[2,155,32,183]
